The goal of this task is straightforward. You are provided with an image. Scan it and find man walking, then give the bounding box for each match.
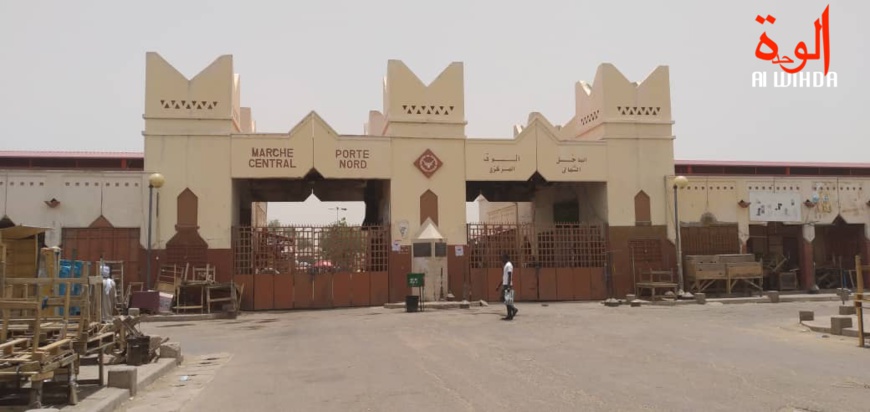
[495,253,519,320]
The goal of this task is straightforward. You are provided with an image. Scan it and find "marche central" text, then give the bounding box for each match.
[249,147,297,168]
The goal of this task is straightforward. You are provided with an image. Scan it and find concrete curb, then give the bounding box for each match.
[801,321,864,338]
[140,312,236,322]
[636,294,842,307]
[61,358,178,412]
[801,314,868,340]
[781,295,842,303]
[384,294,842,310]
[384,301,485,310]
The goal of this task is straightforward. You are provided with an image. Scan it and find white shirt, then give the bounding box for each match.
[502,261,514,286]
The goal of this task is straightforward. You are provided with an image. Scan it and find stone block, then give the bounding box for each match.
[837,288,851,301]
[629,300,642,308]
[127,307,140,317]
[798,311,814,321]
[160,342,183,365]
[108,365,138,396]
[694,293,706,304]
[839,305,857,315]
[765,291,780,303]
[831,316,853,335]
[150,335,163,352]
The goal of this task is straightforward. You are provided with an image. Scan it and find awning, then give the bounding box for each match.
[0,225,53,240]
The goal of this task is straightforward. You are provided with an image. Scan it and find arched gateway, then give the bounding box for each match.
[143,53,677,310]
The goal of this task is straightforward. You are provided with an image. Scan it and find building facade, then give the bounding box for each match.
[1,52,868,310]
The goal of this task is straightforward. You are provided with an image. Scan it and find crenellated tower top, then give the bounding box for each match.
[559,64,672,140]
[366,60,467,138]
[144,52,255,135]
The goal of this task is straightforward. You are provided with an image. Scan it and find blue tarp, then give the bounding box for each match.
[58,259,84,315]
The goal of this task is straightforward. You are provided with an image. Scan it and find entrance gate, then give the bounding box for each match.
[232,224,390,311]
[466,223,608,302]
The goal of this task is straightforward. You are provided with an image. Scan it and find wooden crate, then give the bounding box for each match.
[691,263,727,280]
[685,255,719,265]
[717,254,755,264]
[777,270,798,290]
[685,255,718,279]
[726,262,763,279]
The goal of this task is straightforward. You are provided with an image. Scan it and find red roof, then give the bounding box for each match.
[675,159,870,168]
[0,151,868,169]
[0,151,144,159]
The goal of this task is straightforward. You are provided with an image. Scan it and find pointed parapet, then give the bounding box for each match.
[595,63,671,121]
[534,113,609,183]
[633,65,671,120]
[527,112,559,131]
[240,107,255,133]
[144,52,234,121]
[573,80,602,129]
[365,110,386,136]
[512,124,523,137]
[465,117,537,182]
[232,74,242,128]
[382,60,466,135]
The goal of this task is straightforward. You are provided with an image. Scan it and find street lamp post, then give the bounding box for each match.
[146,173,165,291]
[329,207,347,223]
[673,175,690,298]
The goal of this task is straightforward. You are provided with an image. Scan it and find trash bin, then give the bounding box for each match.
[405,295,420,313]
[127,336,151,366]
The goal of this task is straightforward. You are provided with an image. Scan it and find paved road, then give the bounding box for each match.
[125,301,870,412]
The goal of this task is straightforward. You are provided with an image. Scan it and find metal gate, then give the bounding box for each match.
[232,224,390,310]
[466,223,608,302]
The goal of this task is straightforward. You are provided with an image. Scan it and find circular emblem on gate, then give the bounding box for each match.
[414,149,443,178]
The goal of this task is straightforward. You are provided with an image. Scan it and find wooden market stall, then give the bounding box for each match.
[685,254,764,295]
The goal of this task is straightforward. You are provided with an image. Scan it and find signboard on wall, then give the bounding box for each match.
[748,191,802,222]
[230,136,313,178]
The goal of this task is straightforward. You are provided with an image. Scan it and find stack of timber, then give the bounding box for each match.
[685,254,764,295]
[0,277,92,407]
[0,228,151,407]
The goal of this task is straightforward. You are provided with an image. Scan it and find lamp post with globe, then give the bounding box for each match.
[146,173,165,290]
[673,175,691,298]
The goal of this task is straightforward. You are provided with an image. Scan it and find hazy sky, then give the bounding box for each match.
[1,1,866,225]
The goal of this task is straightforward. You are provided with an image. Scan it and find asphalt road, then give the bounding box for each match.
[124,301,870,412]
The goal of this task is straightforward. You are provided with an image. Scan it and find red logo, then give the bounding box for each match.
[414,149,443,178]
[755,5,830,75]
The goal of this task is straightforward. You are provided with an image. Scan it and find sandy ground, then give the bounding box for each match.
[119,301,870,412]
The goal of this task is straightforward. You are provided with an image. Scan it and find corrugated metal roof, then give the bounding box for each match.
[0,151,144,159]
[0,225,52,240]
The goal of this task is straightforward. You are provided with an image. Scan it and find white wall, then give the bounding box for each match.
[0,170,146,246]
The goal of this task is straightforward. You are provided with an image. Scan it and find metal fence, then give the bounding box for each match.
[233,224,390,275]
[467,223,607,269]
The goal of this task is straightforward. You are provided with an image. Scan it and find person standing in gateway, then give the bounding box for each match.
[496,253,519,320]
